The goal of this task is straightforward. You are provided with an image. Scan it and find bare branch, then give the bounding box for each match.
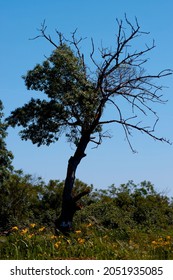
[90,38,102,71]
[90,130,112,149]
[99,117,172,146]
[30,20,59,48]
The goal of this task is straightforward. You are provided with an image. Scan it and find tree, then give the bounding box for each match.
[6,17,172,233]
[0,100,14,229]
[0,170,40,230]
[0,100,13,185]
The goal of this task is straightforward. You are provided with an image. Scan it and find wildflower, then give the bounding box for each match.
[75,230,82,234]
[166,235,171,240]
[29,223,36,228]
[28,234,34,239]
[67,239,71,245]
[54,241,61,249]
[151,241,157,245]
[38,226,46,232]
[158,238,163,242]
[86,223,92,228]
[11,226,18,231]
[50,235,57,240]
[78,238,85,244]
[21,228,28,235]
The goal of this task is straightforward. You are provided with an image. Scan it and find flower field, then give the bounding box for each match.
[1,222,173,260]
[1,177,173,260]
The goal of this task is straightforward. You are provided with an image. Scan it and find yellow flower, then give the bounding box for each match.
[75,230,82,234]
[21,228,28,235]
[38,226,46,232]
[78,238,85,244]
[86,223,92,228]
[11,226,19,231]
[50,235,57,240]
[29,223,36,228]
[67,239,71,245]
[166,235,171,240]
[28,234,34,239]
[54,241,61,249]
[158,238,163,242]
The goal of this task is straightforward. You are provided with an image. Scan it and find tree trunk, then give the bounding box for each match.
[55,132,91,234]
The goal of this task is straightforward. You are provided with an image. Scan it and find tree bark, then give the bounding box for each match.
[55,132,91,234]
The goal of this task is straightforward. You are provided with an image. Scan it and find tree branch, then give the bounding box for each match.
[99,117,172,147]
[30,20,60,48]
[73,188,91,202]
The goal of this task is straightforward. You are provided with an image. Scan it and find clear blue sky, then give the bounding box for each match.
[1,0,173,196]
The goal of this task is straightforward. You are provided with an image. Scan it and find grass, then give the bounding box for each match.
[1,223,173,260]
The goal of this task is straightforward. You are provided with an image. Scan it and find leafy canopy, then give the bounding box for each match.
[8,44,101,146]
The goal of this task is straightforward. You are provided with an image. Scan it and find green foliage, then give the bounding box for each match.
[1,220,173,260]
[0,171,93,231]
[75,180,173,234]
[7,18,172,150]
[0,100,15,229]
[0,100,13,184]
[1,173,173,233]
[7,44,101,147]
[0,170,43,230]
[1,174,173,259]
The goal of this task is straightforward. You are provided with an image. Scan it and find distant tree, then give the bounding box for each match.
[6,17,172,233]
[0,100,13,185]
[0,100,14,229]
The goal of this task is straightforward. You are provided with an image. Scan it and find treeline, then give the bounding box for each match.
[1,170,173,236]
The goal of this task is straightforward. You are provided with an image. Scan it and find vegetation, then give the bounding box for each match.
[6,17,172,232]
[0,100,13,185]
[1,172,173,260]
[0,17,172,259]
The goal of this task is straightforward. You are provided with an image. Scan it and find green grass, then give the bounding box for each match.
[1,223,173,260]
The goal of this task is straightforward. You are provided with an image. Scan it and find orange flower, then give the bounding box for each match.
[54,241,61,249]
[28,234,34,239]
[29,223,36,228]
[21,228,28,235]
[78,238,85,244]
[38,226,46,232]
[11,226,19,231]
[86,223,92,228]
[50,235,57,240]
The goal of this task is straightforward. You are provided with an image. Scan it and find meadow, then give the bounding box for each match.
[1,173,173,260]
[1,222,173,260]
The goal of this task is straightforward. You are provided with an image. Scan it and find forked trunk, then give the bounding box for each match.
[55,132,91,234]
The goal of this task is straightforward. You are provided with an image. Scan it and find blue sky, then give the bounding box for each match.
[1,0,173,196]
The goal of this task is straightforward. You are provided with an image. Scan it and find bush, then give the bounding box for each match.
[1,175,173,237]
